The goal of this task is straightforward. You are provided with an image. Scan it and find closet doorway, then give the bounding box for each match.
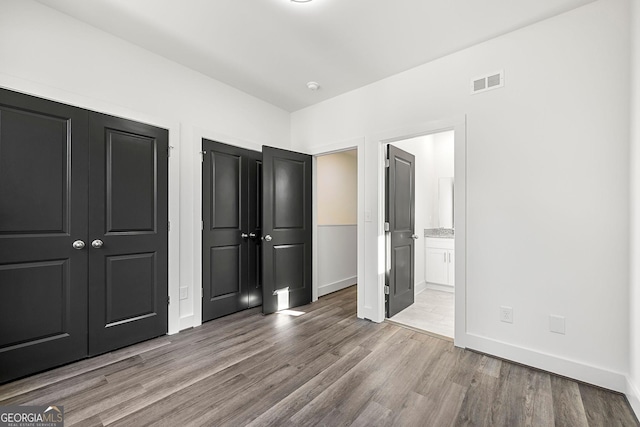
[201,141,313,321]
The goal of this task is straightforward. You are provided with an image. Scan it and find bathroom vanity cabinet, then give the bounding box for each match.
[425,237,455,287]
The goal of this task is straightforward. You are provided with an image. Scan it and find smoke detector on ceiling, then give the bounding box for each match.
[307,81,320,91]
[471,70,504,94]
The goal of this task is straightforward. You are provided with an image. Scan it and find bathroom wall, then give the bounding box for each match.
[424,131,455,229]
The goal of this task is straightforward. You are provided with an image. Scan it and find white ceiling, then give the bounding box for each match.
[35,0,595,112]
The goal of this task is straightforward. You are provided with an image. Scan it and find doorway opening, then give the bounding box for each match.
[385,130,456,340]
[313,148,359,314]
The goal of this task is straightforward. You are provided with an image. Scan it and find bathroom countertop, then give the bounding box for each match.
[424,228,454,238]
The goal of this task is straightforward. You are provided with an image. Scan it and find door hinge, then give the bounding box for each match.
[201,220,204,230]
[385,159,390,168]
[168,221,171,231]
[200,150,206,161]
[167,295,171,305]
[384,222,390,232]
[384,285,390,295]
[167,145,174,157]
[201,288,204,299]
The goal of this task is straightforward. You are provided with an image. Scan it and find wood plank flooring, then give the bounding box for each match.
[0,286,637,426]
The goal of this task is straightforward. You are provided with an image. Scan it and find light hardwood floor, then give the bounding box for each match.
[0,286,637,426]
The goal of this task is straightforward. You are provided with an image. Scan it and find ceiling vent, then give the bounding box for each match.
[471,70,504,95]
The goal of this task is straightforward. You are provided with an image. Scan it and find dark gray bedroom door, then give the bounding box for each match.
[261,146,312,315]
[87,113,168,356]
[0,89,89,383]
[386,144,416,318]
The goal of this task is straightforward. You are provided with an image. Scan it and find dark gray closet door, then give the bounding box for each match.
[0,89,89,383]
[88,113,168,356]
[202,139,248,321]
[386,144,416,318]
[261,146,312,315]
[247,151,263,308]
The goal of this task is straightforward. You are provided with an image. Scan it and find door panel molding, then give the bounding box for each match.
[105,129,158,234]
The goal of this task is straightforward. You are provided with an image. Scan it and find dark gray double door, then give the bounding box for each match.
[0,89,168,383]
[202,141,312,320]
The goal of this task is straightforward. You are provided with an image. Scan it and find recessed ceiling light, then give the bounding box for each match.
[307,81,320,91]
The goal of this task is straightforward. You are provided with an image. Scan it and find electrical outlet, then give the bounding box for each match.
[179,287,188,300]
[549,315,565,334]
[500,306,513,323]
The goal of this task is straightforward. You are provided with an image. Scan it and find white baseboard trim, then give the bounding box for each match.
[416,280,428,295]
[179,315,197,332]
[426,283,455,293]
[627,377,640,421]
[318,276,357,297]
[465,333,627,393]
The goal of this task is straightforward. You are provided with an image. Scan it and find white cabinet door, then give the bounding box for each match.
[426,247,448,285]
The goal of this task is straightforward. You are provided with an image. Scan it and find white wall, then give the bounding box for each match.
[0,0,291,332]
[317,226,357,296]
[292,0,630,393]
[316,151,357,296]
[629,0,640,416]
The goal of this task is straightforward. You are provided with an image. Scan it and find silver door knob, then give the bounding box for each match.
[249,232,257,239]
[72,240,85,250]
[241,233,249,239]
[263,234,272,242]
[91,239,104,249]
[411,234,419,240]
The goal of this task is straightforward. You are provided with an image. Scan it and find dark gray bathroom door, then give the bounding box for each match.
[261,146,312,315]
[87,113,168,356]
[0,89,89,383]
[386,144,415,318]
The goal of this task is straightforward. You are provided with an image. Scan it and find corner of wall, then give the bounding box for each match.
[629,0,640,419]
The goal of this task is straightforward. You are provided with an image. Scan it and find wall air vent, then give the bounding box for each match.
[471,70,504,94]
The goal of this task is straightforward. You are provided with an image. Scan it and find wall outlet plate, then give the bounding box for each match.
[500,306,513,323]
[549,315,565,334]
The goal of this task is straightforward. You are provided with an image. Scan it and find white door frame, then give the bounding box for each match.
[369,116,467,347]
